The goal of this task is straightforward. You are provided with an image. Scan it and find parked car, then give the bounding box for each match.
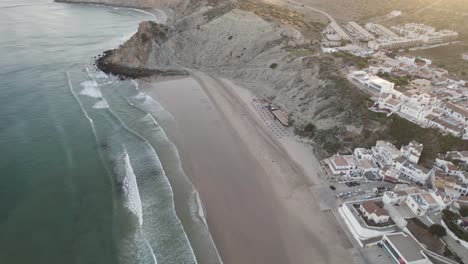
[329,185,336,190]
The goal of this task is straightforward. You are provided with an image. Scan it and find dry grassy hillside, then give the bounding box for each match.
[280,0,431,22]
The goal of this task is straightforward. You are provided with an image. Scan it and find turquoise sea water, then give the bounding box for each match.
[0,1,219,263]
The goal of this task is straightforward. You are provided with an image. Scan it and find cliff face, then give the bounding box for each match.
[97,1,383,156]
[98,4,338,126]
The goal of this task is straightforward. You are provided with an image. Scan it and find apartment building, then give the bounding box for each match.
[346,21,375,41]
[401,141,423,164]
[372,141,402,167]
[394,157,432,184]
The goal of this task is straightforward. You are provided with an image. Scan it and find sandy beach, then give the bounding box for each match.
[142,73,354,264]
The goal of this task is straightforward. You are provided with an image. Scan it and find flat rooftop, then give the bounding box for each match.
[385,233,425,262]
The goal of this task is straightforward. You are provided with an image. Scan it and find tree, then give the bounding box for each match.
[304,123,316,133]
[429,224,447,238]
[459,206,468,217]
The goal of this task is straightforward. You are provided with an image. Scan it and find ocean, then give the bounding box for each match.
[0,1,219,263]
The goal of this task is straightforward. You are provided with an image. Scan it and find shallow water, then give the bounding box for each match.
[0,1,218,263]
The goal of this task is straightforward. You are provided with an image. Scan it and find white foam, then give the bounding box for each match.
[93,99,109,109]
[140,114,160,129]
[195,191,207,227]
[121,149,143,226]
[94,71,108,79]
[133,92,174,121]
[134,92,145,100]
[80,80,102,98]
[128,8,158,21]
[131,80,139,91]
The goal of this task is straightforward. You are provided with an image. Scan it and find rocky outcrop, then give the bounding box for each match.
[95,1,383,156]
[97,5,334,126]
[96,21,187,78]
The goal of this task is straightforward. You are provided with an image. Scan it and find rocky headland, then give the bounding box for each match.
[69,0,456,162]
[92,0,382,157]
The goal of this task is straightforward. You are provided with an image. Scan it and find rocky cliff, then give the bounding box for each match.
[95,1,383,156]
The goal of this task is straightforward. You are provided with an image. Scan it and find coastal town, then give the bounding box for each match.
[316,15,468,264]
[248,12,468,264]
[321,17,468,140]
[319,139,468,264]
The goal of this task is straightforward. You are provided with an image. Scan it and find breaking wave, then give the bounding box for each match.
[119,149,143,226]
[93,99,109,109]
[80,80,102,98]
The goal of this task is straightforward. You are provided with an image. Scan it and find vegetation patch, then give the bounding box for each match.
[442,209,468,242]
[407,218,444,254]
[237,0,324,39]
[332,51,369,69]
[285,48,315,57]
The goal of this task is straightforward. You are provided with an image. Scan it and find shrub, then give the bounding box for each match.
[443,209,461,221]
[295,123,316,138]
[429,224,447,238]
[459,206,468,217]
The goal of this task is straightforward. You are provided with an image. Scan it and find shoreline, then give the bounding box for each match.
[141,72,353,264]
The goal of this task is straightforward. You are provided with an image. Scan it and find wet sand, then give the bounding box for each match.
[142,72,353,264]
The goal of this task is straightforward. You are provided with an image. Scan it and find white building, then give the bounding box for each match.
[422,30,458,44]
[396,56,416,66]
[427,117,464,137]
[323,22,351,41]
[368,38,422,51]
[324,155,358,176]
[354,148,373,160]
[366,23,399,39]
[359,200,390,224]
[434,172,468,198]
[383,190,407,205]
[381,233,431,264]
[445,151,468,163]
[401,141,423,164]
[377,94,401,112]
[366,77,395,93]
[346,21,375,41]
[357,159,379,174]
[368,63,393,74]
[380,166,400,183]
[350,71,395,94]
[442,103,468,125]
[372,141,402,167]
[406,194,430,216]
[394,157,432,184]
[399,102,432,123]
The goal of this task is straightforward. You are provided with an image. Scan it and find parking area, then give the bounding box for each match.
[315,179,396,210]
[332,180,395,201]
